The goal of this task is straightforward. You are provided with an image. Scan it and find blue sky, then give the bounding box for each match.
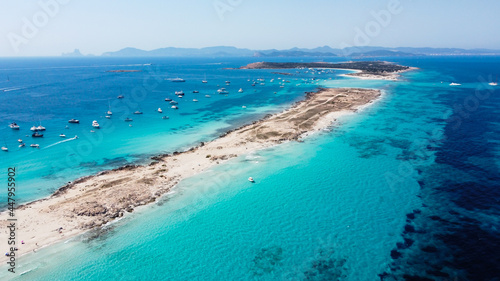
[1,0,499,56]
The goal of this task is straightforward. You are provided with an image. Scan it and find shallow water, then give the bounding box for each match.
[1,56,499,280]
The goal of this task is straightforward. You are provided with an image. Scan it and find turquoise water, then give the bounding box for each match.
[1,57,500,280]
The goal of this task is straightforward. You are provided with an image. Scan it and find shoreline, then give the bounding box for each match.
[340,67,418,81]
[0,86,382,262]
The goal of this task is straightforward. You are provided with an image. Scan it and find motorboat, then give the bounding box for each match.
[193,99,198,102]
[238,88,243,93]
[171,78,186,82]
[9,122,20,130]
[162,116,169,120]
[205,95,211,98]
[105,116,111,119]
[19,143,25,148]
[177,95,183,98]
[117,95,124,99]
[175,91,185,96]
[133,111,143,114]
[158,108,163,113]
[489,82,498,86]
[30,144,39,148]
[170,101,178,105]
[450,83,461,86]
[125,118,133,122]
[68,119,80,124]
[17,139,22,143]
[171,105,178,109]
[217,88,229,94]
[92,120,100,128]
[32,132,43,138]
[165,98,172,101]
[59,134,66,138]
[193,90,199,93]
[1,146,7,151]
[248,177,255,183]
[36,125,46,131]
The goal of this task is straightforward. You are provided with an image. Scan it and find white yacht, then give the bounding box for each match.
[217,88,229,94]
[238,88,244,93]
[248,177,255,183]
[1,146,8,151]
[9,122,20,130]
[171,105,178,109]
[92,120,100,128]
[158,108,163,113]
[193,99,198,102]
[30,144,39,148]
[59,134,66,138]
[450,83,461,86]
[489,82,498,86]
[17,139,22,143]
[175,91,184,96]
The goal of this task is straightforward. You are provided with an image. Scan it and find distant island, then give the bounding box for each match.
[66,46,500,58]
[240,61,415,80]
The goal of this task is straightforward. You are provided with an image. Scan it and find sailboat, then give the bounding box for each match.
[202,74,208,83]
[489,76,498,86]
[106,100,113,115]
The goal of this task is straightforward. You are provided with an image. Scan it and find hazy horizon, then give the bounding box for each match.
[2,0,500,57]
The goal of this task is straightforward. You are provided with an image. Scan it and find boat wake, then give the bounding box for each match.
[43,135,78,149]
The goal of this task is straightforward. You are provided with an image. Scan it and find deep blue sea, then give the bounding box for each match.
[0,56,499,280]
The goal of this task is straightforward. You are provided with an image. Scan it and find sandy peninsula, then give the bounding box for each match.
[0,87,381,261]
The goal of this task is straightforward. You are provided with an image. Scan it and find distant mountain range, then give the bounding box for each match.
[65,46,500,58]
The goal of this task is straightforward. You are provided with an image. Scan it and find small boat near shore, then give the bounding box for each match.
[158,108,163,113]
[248,177,255,183]
[92,120,100,128]
[68,119,80,124]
